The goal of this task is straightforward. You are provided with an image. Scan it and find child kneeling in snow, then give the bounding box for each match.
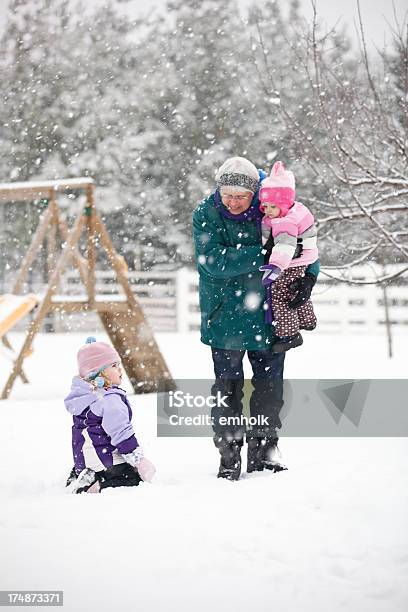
[259,161,318,352]
[64,336,155,494]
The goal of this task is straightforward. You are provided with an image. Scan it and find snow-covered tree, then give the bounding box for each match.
[2,0,406,280]
[0,0,176,270]
[250,0,408,282]
[131,0,258,259]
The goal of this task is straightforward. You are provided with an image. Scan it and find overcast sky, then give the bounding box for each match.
[0,0,406,51]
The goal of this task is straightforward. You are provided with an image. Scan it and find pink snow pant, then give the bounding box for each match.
[271,265,317,337]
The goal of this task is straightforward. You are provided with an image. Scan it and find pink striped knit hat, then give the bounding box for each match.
[77,336,120,379]
[259,161,296,216]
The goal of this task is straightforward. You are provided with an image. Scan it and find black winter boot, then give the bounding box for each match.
[214,435,242,481]
[68,468,98,494]
[65,466,78,487]
[273,333,303,353]
[261,437,288,472]
[246,436,264,473]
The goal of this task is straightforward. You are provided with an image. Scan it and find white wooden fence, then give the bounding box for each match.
[49,267,408,335]
[312,281,408,335]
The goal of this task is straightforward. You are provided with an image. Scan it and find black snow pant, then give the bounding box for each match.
[210,348,285,440]
[96,463,142,490]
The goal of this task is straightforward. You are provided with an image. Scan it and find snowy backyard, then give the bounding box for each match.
[1,331,407,612]
[1,0,408,610]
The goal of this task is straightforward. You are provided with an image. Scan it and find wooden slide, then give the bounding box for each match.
[0,294,38,338]
[99,310,174,393]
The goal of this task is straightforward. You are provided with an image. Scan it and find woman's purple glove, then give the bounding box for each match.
[259,264,282,286]
[136,457,156,482]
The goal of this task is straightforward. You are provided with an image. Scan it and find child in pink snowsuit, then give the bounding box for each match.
[259,161,318,352]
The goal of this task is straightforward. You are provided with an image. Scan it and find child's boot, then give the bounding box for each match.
[68,468,98,494]
[65,466,78,487]
[273,333,303,353]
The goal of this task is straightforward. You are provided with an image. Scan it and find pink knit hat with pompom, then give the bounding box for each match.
[77,336,120,378]
[259,161,296,216]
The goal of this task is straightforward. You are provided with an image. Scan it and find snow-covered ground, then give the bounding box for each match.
[0,331,407,612]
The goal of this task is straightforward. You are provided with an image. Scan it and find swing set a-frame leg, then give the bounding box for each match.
[1,203,57,387]
[93,214,174,391]
[1,213,86,400]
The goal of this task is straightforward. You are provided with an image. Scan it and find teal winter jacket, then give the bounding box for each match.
[193,193,277,350]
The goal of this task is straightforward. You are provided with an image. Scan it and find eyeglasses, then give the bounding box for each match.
[221,194,251,202]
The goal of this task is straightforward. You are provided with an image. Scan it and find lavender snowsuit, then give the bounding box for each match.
[64,377,140,473]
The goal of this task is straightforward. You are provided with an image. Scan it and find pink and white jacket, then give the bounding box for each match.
[261,201,318,271]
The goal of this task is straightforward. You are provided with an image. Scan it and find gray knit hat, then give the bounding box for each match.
[215,157,259,193]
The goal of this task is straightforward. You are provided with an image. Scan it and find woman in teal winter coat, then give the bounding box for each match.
[192,157,319,480]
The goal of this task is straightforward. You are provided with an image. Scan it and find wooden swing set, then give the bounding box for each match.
[0,178,174,399]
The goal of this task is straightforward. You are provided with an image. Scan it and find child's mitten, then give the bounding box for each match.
[136,457,156,482]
